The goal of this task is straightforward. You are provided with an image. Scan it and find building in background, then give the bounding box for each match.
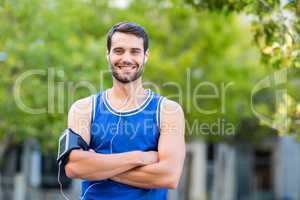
[1,135,300,200]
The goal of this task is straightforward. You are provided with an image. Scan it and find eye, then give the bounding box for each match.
[131,49,141,55]
[113,48,124,55]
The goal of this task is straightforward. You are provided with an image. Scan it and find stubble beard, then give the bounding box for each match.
[109,60,145,84]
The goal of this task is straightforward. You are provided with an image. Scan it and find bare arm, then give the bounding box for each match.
[66,149,152,181]
[65,96,157,181]
[110,99,186,189]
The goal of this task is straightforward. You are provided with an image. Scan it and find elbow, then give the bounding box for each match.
[160,170,181,189]
[165,163,182,189]
[65,162,80,179]
[157,163,183,189]
[64,150,82,179]
[165,175,180,189]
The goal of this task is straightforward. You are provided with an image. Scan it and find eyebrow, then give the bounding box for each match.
[112,47,124,51]
[112,47,142,51]
[131,48,142,52]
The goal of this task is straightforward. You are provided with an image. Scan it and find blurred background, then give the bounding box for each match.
[0,0,300,199]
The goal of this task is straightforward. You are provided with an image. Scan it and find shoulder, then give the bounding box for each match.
[68,96,93,116]
[160,98,184,116]
[67,96,94,143]
[159,98,185,129]
[159,98,185,136]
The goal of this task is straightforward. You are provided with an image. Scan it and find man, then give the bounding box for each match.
[65,22,185,200]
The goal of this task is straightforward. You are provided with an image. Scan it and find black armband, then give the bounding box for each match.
[57,128,89,165]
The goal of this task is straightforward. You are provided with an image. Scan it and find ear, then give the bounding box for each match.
[144,50,149,63]
[106,50,109,62]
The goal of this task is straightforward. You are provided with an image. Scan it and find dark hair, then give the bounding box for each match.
[107,22,149,53]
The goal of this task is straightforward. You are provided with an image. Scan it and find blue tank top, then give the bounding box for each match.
[80,89,168,200]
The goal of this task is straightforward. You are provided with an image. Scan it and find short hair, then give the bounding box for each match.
[106,22,149,53]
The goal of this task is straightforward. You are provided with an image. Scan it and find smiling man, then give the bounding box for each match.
[64,22,186,200]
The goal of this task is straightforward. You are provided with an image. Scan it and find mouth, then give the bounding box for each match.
[116,65,137,70]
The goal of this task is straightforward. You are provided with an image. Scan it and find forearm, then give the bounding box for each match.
[65,150,143,181]
[111,160,178,189]
[111,99,186,189]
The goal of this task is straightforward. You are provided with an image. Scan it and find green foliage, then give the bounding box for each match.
[186,0,300,136]
[0,0,285,151]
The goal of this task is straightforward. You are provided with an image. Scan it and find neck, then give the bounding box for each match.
[110,77,145,100]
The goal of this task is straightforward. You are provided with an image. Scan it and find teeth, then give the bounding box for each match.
[118,66,135,69]
[115,64,137,70]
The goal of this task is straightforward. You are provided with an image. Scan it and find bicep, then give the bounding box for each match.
[158,99,185,168]
[67,97,92,145]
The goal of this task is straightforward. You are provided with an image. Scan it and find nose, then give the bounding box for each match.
[121,51,132,65]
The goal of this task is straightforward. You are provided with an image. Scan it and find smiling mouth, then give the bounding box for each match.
[117,65,137,70]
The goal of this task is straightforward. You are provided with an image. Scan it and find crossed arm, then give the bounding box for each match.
[110,99,186,189]
[65,96,186,189]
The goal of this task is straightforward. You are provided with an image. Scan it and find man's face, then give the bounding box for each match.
[107,32,148,83]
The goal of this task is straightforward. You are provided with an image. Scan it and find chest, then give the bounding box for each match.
[90,113,160,153]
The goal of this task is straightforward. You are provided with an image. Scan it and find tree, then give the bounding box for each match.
[0,0,278,155]
[184,0,300,136]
